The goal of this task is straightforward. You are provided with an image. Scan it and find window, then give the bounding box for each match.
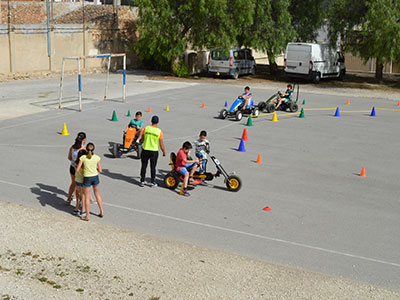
[211,49,229,61]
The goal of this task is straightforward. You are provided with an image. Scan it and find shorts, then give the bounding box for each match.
[178,163,195,176]
[69,165,75,176]
[75,181,83,187]
[83,175,99,187]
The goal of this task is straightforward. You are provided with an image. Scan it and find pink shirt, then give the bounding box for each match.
[176,149,187,171]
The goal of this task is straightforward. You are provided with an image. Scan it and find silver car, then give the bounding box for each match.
[207,48,256,79]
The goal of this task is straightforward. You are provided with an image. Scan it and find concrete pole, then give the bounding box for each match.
[46,0,52,71]
[7,0,13,73]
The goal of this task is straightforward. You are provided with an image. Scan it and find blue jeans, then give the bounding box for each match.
[196,152,207,171]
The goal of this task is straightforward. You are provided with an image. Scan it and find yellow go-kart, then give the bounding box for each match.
[164,152,242,192]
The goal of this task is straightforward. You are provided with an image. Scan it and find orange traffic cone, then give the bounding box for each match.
[147,106,151,112]
[202,102,205,109]
[397,101,400,107]
[346,98,350,105]
[256,154,261,164]
[242,128,248,141]
[263,206,272,211]
[360,167,366,177]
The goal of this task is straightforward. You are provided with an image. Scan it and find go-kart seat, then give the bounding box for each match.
[170,152,177,170]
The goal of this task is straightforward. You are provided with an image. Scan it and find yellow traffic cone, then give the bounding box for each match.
[61,123,69,136]
[166,104,170,111]
[271,111,278,122]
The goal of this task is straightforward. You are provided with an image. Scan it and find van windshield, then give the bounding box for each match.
[211,49,229,61]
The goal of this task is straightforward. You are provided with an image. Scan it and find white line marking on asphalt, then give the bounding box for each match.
[1,178,399,269]
[0,179,32,189]
[103,202,400,268]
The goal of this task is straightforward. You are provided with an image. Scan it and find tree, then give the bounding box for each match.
[135,0,250,75]
[327,0,400,81]
[135,0,194,73]
[289,0,325,42]
[242,0,295,74]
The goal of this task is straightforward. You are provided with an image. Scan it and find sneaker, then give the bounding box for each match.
[72,210,79,215]
[151,182,158,187]
[66,199,71,206]
[139,181,145,187]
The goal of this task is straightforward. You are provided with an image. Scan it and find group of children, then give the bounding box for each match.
[67,84,293,205]
[176,131,209,197]
[67,132,104,221]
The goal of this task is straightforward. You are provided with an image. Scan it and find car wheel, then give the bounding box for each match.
[235,110,243,121]
[232,69,239,80]
[219,109,228,119]
[164,172,179,190]
[266,103,275,113]
[289,102,299,112]
[312,72,321,84]
[226,175,242,192]
[338,70,345,81]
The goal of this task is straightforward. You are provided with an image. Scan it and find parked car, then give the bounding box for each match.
[284,43,345,83]
[207,48,256,79]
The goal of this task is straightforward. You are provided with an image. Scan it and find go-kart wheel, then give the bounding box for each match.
[266,103,275,113]
[164,172,179,190]
[219,109,228,119]
[253,107,260,117]
[258,102,266,112]
[290,102,299,112]
[111,143,122,158]
[235,110,243,121]
[136,144,142,159]
[226,175,242,192]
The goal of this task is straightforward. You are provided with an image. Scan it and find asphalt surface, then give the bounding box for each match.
[0,74,399,291]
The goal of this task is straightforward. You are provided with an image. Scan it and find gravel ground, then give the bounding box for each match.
[1,200,399,300]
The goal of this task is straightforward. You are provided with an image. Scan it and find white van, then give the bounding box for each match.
[207,48,256,79]
[284,43,345,83]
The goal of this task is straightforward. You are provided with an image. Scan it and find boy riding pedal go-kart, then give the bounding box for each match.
[219,86,260,121]
[110,111,143,158]
[258,83,299,113]
[164,143,242,194]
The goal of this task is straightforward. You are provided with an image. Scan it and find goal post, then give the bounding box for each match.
[58,53,126,112]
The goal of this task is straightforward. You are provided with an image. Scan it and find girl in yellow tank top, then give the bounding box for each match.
[76,143,104,221]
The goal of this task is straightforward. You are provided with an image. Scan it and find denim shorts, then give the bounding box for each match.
[83,175,99,187]
[178,163,195,176]
[75,181,83,187]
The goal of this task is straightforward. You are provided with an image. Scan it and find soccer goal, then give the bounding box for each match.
[58,53,126,112]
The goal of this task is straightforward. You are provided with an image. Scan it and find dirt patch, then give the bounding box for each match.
[1,200,399,300]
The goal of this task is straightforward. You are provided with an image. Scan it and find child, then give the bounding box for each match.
[73,149,87,216]
[125,111,144,143]
[276,84,293,109]
[176,141,199,197]
[193,130,209,173]
[75,143,104,221]
[66,132,86,205]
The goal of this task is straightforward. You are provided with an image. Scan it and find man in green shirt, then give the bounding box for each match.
[140,115,166,187]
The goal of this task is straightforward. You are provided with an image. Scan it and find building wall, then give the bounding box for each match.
[0,24,116,75]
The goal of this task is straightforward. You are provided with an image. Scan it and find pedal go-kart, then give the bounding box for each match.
[219,96,260,121]
[110,127,142,158]
[258,83,300,113]
[164,152,242,192]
